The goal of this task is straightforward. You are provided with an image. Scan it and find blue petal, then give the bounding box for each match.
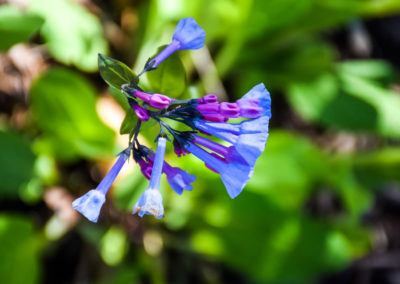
[133,188,164,219]
[235,131,270,166]
[240,83,271,118]
[173,17,206,50]
[72,190,106,223]
[166,167,196,195]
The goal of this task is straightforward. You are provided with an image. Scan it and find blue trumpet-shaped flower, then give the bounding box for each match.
[145,153,196,195]
[133,137,167,218]
[186,142,253,199]
[151,17,205,67]
[163,162,196,195]
[194,116,270,167]
[72,148,130,222]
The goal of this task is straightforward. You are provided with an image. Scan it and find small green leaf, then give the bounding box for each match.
[146,45,186,97]
[98,54,136,90]
[0,5,43,51]
[120,109,138,135]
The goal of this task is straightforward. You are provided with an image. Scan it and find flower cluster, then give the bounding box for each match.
[72,17,271,222]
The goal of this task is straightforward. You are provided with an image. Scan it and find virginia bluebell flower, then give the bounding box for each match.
[75,17,271,221]
[133,137,167,218]
[150,17,205,68]
[72,148,130,222]
[139,152,196,195]
[185,142,253,198]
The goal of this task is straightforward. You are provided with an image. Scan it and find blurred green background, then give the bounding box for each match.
[1,0,400,283]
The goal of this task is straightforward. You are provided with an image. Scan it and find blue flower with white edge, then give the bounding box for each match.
[133,188,164,219]
[72,189,106,223]
[133,136,167,218]
[72,148,130,222]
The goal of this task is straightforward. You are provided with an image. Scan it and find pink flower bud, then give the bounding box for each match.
[149,94,172,109]
[132,104,149,121]
[219,102,240,118]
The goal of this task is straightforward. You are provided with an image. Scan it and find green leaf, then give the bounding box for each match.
[0,5,43,51]
[28,0,107,71]
[30,68,115,160]
[288,71,378,131]
[146,45,186,97]
[0,132,35,197]
[120,109,138,135]
[98,54,137,91]
[0,215,42,284]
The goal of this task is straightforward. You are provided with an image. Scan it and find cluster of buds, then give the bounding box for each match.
[72,18,271,222]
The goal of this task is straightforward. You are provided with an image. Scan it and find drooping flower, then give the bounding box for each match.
[185,141,253,198]
[138,151,196,195]
[150,17,205,68]
[72,148,130,222]
[133,136,167,218]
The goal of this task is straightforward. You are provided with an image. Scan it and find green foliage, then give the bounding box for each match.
[98,54,137,91]
[146,45,187,97]
[119,109,138,135]
[0,132,35,197]
[288,61,400,136]
[0,5,43,51]
[0,215,42,284]
[28,0,107,71]
[30,68,115,160]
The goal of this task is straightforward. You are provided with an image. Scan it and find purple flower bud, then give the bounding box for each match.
[196,103,219,114]
[132,103,149,121]
[236,99,263,118]
[238,83,271,118]
[219,102,240,118]
[149,94,172,109]
[202,114,229,123]
[133,90,151,103]
[138,159,152,179]
[197,94,218,104]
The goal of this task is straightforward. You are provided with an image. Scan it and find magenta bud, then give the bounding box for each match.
[237,99,263,118]
[149,94,172,109]
[138,160,152,179]
[174,146,188,157]
[203,114,229,122]
[132,104,149,121]
[198,94,218,104]
[196,103,219,114]
[133,90,151,103]
[219,102,240,118]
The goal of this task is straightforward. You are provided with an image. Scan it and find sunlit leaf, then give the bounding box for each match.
[28,0,107,71]
[146,45,186,97]
[98,54,137,90]
[120,109,138,135]
[0,5,43,51]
